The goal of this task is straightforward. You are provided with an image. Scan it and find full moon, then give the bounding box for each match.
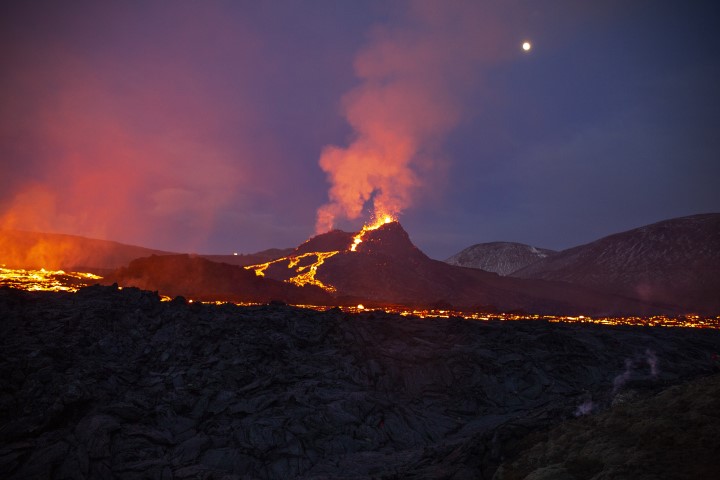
[522,41,532,51]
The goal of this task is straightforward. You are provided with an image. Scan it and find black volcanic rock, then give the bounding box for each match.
[1,286,719,479]
[103,254,332,304]
[495,373,720,479]
[511,214,720,314]
[445,241,557,275]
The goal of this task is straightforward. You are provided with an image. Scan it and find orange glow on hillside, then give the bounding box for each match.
[245,251,340,292]
[0,266,101,292]
[245,214,394,290]
[286,251,339,291]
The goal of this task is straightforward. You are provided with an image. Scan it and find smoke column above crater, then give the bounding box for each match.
[315,1,507,233]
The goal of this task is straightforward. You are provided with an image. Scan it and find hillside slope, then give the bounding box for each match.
[0,229,174,272]
[104,254,333,305]
[511,214,720,313]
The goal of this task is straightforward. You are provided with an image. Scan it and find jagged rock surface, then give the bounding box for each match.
[2,285,719,479]
[445,242,556,276]
[494,373,720,479]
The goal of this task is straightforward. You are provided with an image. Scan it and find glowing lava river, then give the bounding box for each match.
[0,265,102,292]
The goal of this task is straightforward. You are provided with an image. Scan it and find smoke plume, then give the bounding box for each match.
[574,398,594,417]
[612,358,634,394]
[612,350,660,394]
[315,1,507,232]
[645,348,659,377]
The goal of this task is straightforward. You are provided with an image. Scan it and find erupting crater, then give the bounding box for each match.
[244,215,397,293]
[350,214,395,252]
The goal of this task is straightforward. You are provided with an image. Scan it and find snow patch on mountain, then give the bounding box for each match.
[444,242,557,276]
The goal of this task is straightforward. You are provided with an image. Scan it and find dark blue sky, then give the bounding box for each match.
[1,1,718,259]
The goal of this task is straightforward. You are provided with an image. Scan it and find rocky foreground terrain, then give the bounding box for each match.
[2,285,719,479]
[494,373,720,480]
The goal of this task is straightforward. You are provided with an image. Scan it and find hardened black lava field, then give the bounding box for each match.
[2,285,720,479]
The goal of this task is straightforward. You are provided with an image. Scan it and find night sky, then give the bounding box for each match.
[2,1,718,259]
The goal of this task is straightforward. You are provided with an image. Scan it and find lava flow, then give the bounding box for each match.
[0,265,102,292]
[245,214,395,292]
[245,251,339,292]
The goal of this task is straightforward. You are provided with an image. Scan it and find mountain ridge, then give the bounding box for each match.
[510,213,720,313]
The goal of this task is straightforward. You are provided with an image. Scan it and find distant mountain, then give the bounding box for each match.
[0,229,292,271]
[445,242,556,275]
[258,222,670,316]
[0,229,174,272]
[511,214,720,314]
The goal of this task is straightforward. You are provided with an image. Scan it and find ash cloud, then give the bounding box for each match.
[0,2,359,256]
[315,1,512,232]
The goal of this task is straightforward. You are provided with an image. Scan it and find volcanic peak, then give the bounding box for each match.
[352,221,428,260]
[292,221,426,260]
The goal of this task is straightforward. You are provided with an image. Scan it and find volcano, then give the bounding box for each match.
[49,219,705,315]
[255,221,672,315]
